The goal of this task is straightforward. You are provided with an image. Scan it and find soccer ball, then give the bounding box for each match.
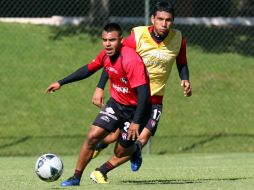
[35,153,63,182]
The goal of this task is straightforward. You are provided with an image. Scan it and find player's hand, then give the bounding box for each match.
[92,87,105,108]
[181,80,192,97]
[45,82,61,94]
[127,123,140,141]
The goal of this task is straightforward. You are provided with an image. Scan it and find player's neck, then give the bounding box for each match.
[109,51,120,62]
[151,29,168,43]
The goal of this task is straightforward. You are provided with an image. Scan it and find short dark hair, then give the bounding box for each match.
[103,23,122,36]
[152,1,175,20]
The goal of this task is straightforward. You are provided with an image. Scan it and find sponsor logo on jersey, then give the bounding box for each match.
[146,51,168,65]
[108,67,118,74]
[112,83,130,93]
[100,116,110,123]
[120,77,128,84]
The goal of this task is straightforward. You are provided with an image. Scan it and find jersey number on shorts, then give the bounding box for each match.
[123,122,130,132]
[153,109,161,121]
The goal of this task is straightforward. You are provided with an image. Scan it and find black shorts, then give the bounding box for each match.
[142,104,163,136]
[93,98,150,148]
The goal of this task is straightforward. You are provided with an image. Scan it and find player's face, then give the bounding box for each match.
[151,11,174,37]
[102,31,123,57]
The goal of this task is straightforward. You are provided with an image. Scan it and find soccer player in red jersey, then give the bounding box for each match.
[45,23,150,186]
[90,1,192,181]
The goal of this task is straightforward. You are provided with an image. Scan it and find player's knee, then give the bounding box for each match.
[114,144,135,158]
[111,132,119,142]
[115,149,132,158]
[105,132,118,144]
[114,150,125,158]
[86,132,100,148]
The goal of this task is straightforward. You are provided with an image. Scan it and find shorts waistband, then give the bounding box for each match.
[150,95,163,105]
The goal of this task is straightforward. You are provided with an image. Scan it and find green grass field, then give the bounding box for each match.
[1,22,254,156]
[1,153,254,190]
[1,22,254,190]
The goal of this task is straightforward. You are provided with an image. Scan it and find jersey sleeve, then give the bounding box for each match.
[176,36,187,65]
[124,53,148,89]
[87,50,105,72]
[122,31,136,49]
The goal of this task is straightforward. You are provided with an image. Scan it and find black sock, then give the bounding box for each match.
[135,140,142,150]
[74,169,83,179]
[96,141,109,149]
[133,140,142,154]
[97,161,115,175]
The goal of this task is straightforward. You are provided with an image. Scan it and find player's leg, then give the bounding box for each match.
[90,138,137,183]
[75,126,109,171]
[90,104,163,182]
[61,98,120,186]
[60,125,109,186]
[90,102,155,183]
[129,104,162,170]
[92,128,120,158]
[138,104,163,147]
[137,128,152,147]
[90,106,141,183]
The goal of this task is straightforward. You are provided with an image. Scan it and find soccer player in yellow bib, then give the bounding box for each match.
[90,1,192,183]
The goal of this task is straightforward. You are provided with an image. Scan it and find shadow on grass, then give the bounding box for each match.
[1,133,254,155]
[0,136,30,149]
[49,23,102,42]
[179,133,223,152]
[176,25,254,57]
[48,22,138,43]
[122,177,250,185]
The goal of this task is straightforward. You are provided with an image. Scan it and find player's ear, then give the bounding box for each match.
[151,15,155,25]
[120,35,123,43]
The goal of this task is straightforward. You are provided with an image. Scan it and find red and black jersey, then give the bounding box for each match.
[88,46,149,106]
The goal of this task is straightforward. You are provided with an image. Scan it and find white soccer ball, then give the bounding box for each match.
[35,153,63,182]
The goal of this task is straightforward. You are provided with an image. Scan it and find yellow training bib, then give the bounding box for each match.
[133,26,182,96]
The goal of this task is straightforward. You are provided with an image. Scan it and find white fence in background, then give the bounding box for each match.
[1,16,254,26]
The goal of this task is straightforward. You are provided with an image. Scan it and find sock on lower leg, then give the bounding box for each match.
[133,140,142,155]
[135,140,142,150]
[74,169,83,179]
[97,161,115,175]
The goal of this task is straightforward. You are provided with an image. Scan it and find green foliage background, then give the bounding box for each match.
[0,23,254,156]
